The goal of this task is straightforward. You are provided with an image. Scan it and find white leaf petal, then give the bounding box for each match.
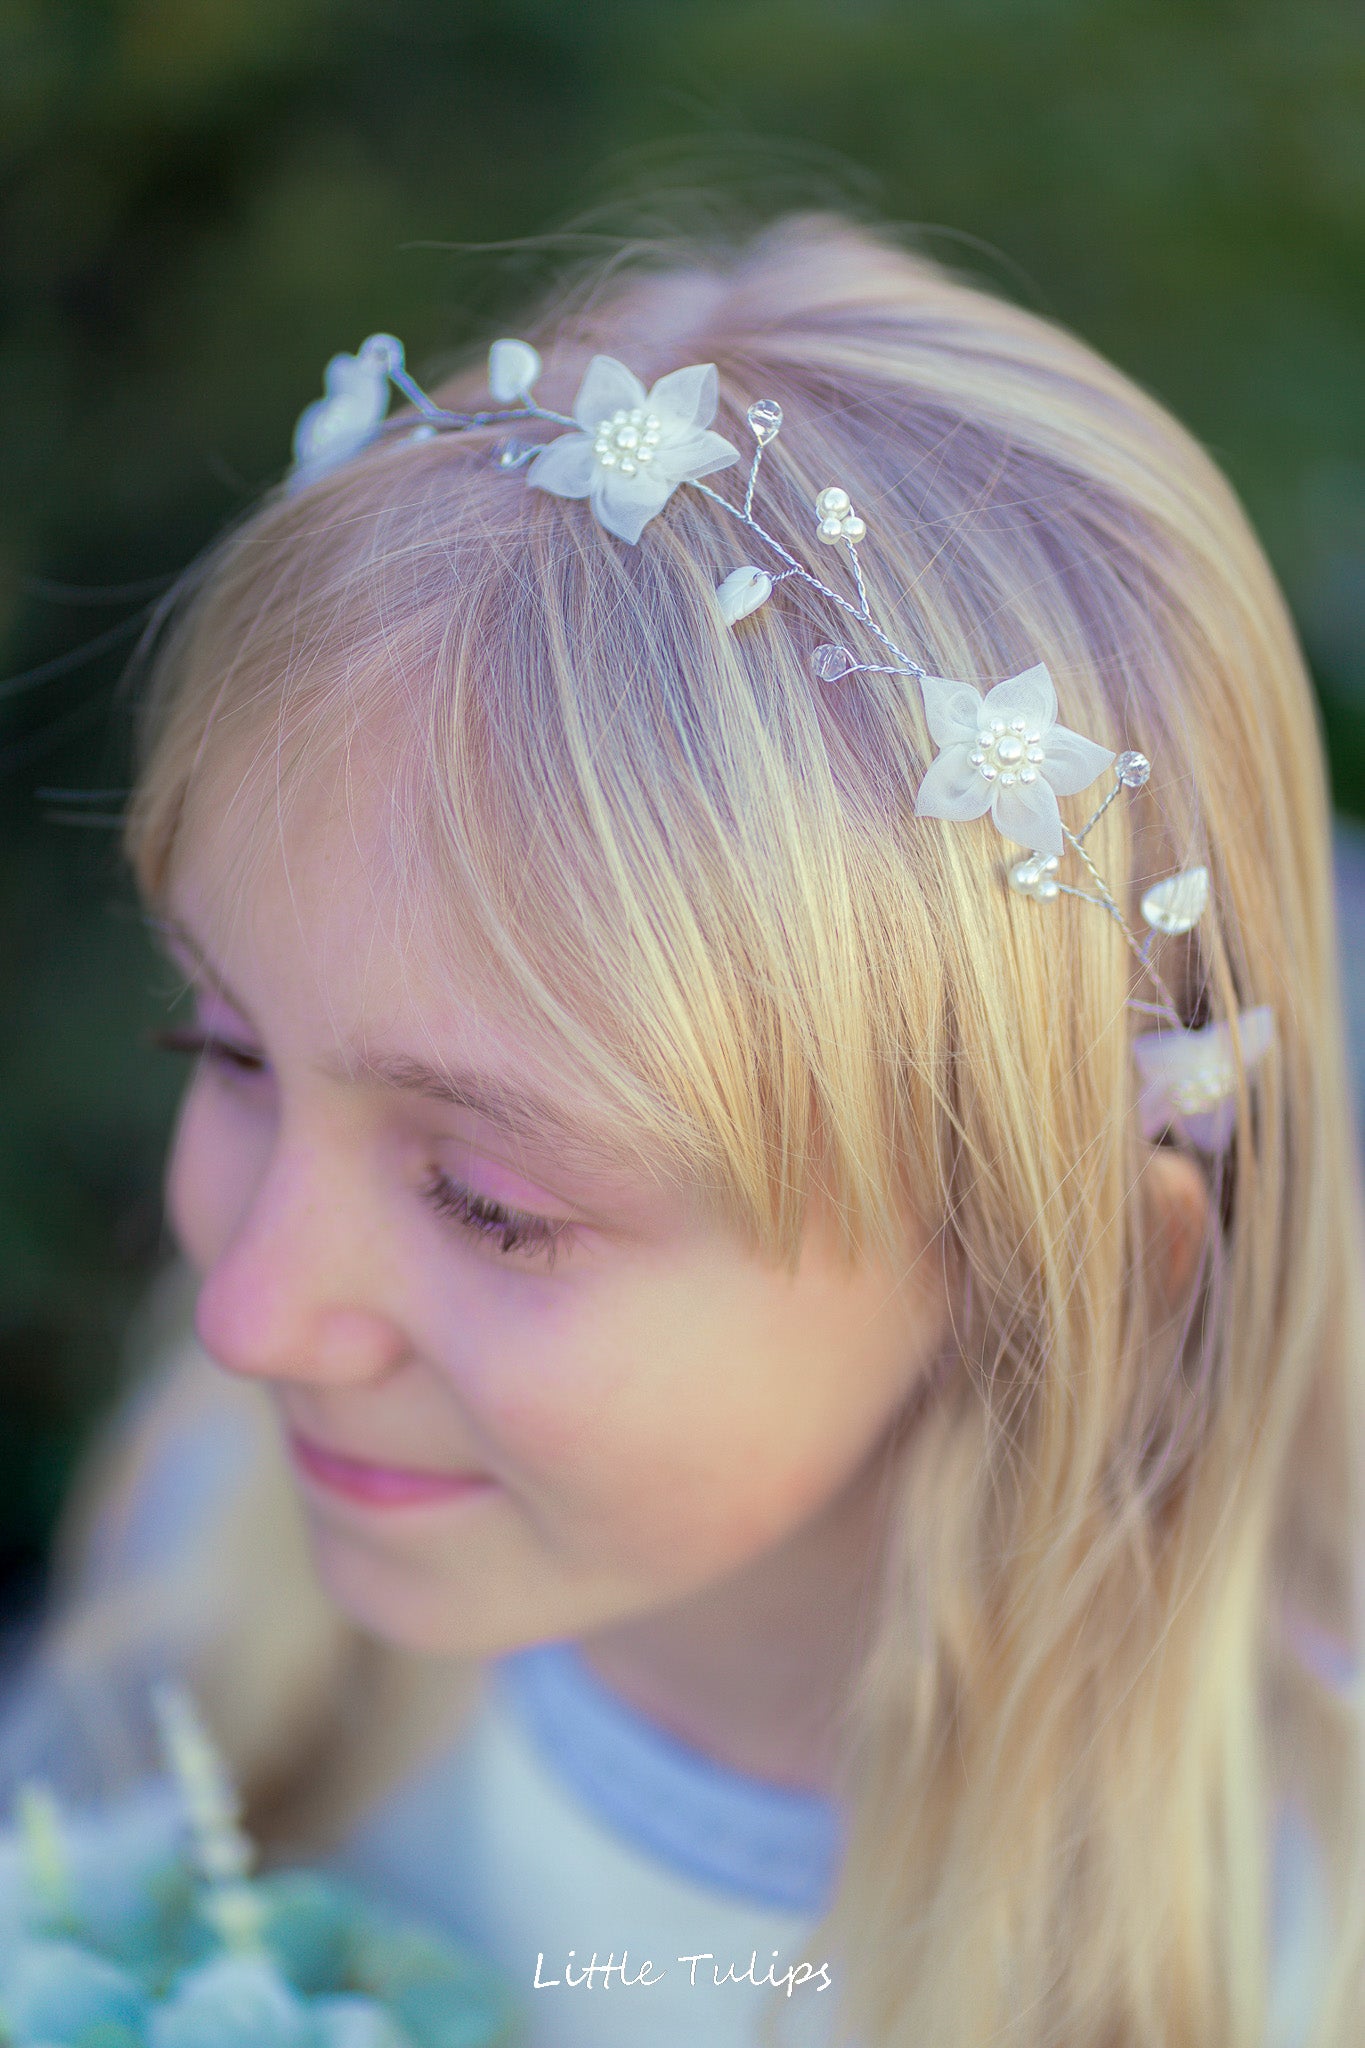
[289,345,392,487]
[488,337,542,403]
[1140,866,1209,934]
[716,566,773,624]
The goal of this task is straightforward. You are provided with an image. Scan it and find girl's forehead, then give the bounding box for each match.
[165,733,677,1197]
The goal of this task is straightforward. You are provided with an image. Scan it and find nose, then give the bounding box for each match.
[192,1133,408,1390]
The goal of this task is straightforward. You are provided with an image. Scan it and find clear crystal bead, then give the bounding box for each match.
[1116,750,1151,788]
[813,644,858,682]
[747,399,783,445]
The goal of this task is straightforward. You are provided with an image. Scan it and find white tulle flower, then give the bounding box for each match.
[526,354,740,543]
[487,337,541,403]
[1132,1006,1275,1153]
[913,663,1114,857]
[288,335,400,492]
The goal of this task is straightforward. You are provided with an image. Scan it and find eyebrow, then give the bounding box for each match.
[320,1046,609,1163]
[147,911,615,1168]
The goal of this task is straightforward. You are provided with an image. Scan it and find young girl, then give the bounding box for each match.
[7,209,1364,2047]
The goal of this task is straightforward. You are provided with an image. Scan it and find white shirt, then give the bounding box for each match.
[331,1640,842,2046]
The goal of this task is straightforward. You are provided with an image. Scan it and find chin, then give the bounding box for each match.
[302,1528,526,1658]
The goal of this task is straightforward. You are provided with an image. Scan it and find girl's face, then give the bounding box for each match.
[160,748,950,1659]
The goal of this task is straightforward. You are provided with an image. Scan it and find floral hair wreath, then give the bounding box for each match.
[288,332,1275,1156]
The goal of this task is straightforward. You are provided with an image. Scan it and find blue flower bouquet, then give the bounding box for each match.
[0,1686,523,2047]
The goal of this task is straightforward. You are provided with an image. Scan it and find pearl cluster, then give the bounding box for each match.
[593,407,662,477]
[1008,853,1061,902]
[970,715,1046,788]
[814,486,866,545]
[1169,1057,1237,1116]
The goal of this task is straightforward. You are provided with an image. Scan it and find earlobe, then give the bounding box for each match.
[1141,1145,1212,1312]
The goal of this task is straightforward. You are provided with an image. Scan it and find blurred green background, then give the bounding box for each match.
[3,0,1365,1620]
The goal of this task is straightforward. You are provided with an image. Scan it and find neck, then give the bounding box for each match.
[574,1437,902,1796]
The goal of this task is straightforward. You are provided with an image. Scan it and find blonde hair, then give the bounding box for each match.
[36,211,1365,2043]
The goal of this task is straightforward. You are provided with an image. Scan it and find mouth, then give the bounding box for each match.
[287,1432,497,1510]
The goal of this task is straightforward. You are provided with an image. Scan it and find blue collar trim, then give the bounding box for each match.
[493,1640,844,1916]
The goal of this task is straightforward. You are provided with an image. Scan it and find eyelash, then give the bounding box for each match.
[151,1025,569,1267]
[150,1024,267,1075]
[418,1168,570,1267]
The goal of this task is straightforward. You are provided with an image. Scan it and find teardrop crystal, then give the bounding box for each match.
[1141,865,1209,934]
[813,643,858,682]
[747,399,783,446]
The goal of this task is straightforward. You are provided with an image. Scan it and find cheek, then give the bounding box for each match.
[444,1289,857,1569]
[165,1081,269,1274]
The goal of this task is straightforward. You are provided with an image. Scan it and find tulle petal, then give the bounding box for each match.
[981,663,1057,732]
[1179,1098,1239,1153]
[990,776,1063,854]
[591,469,677,543]
[656,426,741,481]
[647,362,719,431]
[571,356,648,432]
[918,674,984,747]
[1233,1005,1277,1070]
[914,746,996,821]
[525,434,597,500]
[1040,724,1116,798]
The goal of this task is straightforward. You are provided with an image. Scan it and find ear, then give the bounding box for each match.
[1140,1146,1212,1313]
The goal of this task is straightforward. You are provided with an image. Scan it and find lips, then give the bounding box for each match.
[287,1432,495,1508]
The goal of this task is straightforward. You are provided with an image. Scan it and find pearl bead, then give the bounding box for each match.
[818,517,846,543]
[995,735,1024,764]
[1010,717,1026,733]
[816,486,851,516]
[1027,746,1045,763]
[1000,771,1017,786]
[1019,767,1037,783]
[594,412,664,472]
[842,516,867,543]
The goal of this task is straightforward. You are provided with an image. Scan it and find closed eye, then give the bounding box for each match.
[420,1167,570,1267]
[149,1024,268,1076]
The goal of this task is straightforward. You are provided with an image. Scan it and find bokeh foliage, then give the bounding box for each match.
[3,0,1365,1599]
